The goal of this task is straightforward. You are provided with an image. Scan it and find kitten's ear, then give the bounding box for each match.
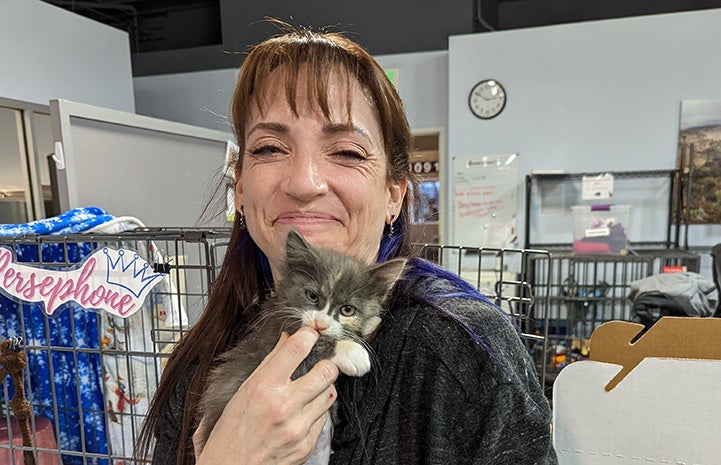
[369,258,408,301]
[285,229,314,263]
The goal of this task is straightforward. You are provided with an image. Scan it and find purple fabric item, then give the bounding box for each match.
[590,204,611,211]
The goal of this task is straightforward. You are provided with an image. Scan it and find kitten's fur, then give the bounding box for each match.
[194,230,407,454]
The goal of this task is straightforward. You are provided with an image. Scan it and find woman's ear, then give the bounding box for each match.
[233,175,243,213]
[388,178,407,219]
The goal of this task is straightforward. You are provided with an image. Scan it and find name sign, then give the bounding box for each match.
[0,247,165,318]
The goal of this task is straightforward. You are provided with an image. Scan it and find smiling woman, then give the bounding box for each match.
[136,21,556,465]
[238,66,406,278]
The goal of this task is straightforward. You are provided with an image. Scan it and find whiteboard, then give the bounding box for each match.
[451,154,518,248]
[50,99,232,227]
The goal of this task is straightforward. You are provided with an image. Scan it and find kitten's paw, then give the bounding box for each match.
[331,340,371,376]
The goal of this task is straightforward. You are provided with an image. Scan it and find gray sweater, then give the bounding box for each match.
[329,273,556,464]
[153,273,557,465]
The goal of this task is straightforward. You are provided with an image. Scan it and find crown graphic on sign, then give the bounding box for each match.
[102,248,165,298]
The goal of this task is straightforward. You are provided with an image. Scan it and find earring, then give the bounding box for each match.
[238,205,246,230]
[387,214,395,237]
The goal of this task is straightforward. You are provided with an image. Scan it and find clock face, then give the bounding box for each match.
[469,80,506,119]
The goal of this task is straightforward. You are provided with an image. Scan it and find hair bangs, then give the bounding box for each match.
[242,35,359,131]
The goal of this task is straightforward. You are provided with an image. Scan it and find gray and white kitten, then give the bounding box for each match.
[194,229,407,454]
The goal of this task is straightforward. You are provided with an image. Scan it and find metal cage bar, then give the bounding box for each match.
[0,228,229,465]
[414,243,553,387]
[1,230,551,463]
[527,249,701,391]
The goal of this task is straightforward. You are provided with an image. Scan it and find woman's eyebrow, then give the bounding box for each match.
[246,122,289,138]
[322,122,372,143]
[246,121,373,145]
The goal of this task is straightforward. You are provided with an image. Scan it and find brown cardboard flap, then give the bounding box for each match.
[589,316,721,391]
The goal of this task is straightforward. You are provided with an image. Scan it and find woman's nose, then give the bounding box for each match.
[282,150,328,201]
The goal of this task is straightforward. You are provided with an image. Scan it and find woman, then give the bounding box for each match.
[136,24,557,465]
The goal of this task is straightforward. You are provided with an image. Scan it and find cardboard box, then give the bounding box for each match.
[553,317,721,464]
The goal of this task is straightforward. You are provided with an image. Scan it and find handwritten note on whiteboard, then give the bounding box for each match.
[452,154,518,248]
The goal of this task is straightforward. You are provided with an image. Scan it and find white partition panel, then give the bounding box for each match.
[50,99,232,227]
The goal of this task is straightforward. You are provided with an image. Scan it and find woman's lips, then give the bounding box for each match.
[275,212,339,225]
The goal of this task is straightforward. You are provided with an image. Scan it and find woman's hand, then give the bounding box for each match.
[194,326,339,465]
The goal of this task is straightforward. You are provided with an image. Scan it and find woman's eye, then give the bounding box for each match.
[333,149,366,161]
[339,305,356,317]
[305,289,319,303]
[250,145,285,156]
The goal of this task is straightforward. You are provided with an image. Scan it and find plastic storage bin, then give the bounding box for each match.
[571,204,631,254]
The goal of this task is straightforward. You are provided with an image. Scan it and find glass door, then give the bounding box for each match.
[0,105,31,223]
[0,98,55,223]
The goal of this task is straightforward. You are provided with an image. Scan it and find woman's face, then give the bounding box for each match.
[235,67,406,279]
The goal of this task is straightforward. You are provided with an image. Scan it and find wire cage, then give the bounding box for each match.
[527,247,701,388]
[415,243,553,385]
[0,229,551,464]
[0,228,229,465]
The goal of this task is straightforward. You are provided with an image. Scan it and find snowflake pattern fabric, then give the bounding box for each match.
[0,241,108,465]
[1,207,187,464]
[0,207,113,464]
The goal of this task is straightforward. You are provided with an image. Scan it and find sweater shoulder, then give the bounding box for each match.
[399,272,523,350]
[386,273,538,392]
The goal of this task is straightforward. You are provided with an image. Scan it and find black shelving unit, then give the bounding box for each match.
[523,170,701,393]
[525,169,681,250]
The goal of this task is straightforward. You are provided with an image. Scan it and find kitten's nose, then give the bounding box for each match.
[313,319,329,333]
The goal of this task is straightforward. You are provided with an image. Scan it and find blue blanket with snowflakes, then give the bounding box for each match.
[1,207,114,465]
[0,206,115,236]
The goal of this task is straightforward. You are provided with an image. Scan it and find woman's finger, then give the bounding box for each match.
[253,331,289,372]
[252,327,319,383]
[293,359,339,408]
[300,380,337,426]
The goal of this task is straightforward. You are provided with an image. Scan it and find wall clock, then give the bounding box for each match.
[468,79,506,119]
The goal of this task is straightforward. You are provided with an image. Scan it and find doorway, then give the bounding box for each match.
[408,129,443,245]
[0,97,55,222]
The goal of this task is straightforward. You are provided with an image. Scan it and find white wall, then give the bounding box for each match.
[448,9,721,247]
[0,0,135,112]
[134,68,238,132]
[374,51,448,132]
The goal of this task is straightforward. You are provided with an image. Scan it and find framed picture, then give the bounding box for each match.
[676,100,721,224]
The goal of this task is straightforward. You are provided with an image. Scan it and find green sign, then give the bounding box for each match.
[385,68,399,89]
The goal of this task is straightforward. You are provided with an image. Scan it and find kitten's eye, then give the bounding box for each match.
[305,289,319,303]
[339,305,356,317]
